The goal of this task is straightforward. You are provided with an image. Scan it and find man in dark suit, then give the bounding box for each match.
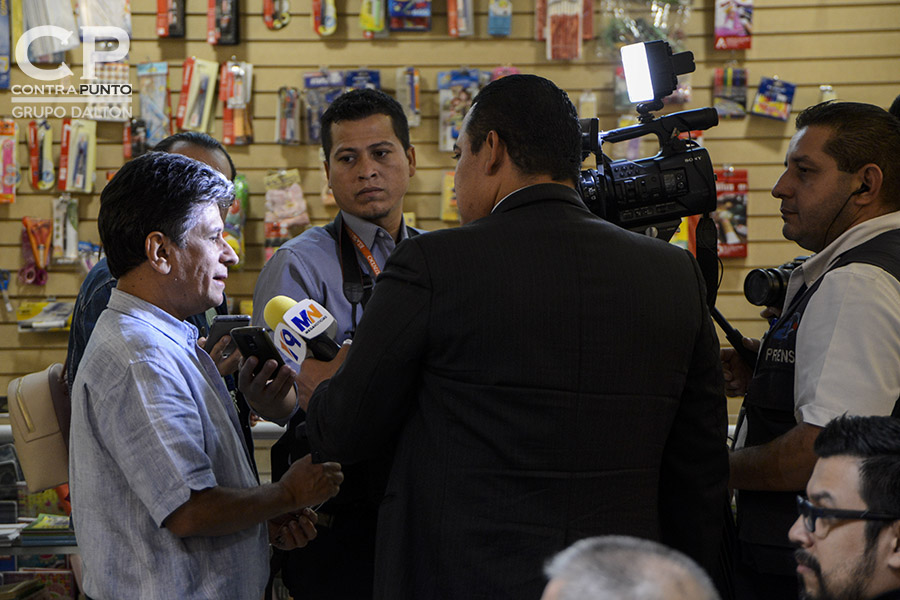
[242,74,729,600]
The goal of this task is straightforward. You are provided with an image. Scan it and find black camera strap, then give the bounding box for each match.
[324,213,373,337]
[695,214,719,310]
[323,212,419,336]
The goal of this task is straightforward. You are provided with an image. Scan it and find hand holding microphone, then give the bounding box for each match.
[264,296,349,412]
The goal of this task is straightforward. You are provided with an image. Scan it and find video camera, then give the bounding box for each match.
[577,40,719,240]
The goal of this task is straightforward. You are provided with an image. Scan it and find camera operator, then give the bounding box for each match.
[723,101,900,600]
[244,73,729,599]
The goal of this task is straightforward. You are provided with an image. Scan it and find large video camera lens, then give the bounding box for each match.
[743,257,809,308]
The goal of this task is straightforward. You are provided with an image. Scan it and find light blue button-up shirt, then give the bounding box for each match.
[70,288,267,600]
[252,210,418,341]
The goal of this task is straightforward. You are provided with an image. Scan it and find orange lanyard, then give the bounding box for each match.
[344,226,381,276]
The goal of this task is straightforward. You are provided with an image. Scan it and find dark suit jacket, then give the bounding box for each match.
[306,183,729,600]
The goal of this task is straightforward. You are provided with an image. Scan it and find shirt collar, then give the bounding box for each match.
[491,183,586,215]
[785,211,900,306]
[799,212,900,285]
[107,287,200,349]
[340,210,410,247]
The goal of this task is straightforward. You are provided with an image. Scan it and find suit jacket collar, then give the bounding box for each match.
[491,183,587,215]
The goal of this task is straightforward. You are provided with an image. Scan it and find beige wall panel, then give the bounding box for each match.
[1,0,899,422]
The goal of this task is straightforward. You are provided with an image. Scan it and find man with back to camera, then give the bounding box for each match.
[721,101,900,600]
[788,415,900,600]
[541,536,721,600]
[68,152,343,599]
[242,74,729,599]
[251,87,420,598]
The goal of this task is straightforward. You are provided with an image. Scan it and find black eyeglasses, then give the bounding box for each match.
[796,495,900,534]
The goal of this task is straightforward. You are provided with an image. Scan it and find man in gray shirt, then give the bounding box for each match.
[251,88,420,599]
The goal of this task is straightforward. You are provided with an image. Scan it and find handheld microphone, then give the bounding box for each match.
[264,296,342,361]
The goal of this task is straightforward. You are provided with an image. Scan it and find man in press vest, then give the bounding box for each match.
[722,101,900,599]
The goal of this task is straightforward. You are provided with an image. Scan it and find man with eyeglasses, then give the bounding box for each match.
[788,415,900,600]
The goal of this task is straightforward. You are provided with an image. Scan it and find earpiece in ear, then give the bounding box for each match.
[854,183,870,195]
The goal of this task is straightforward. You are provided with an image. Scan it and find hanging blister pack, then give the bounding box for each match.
[28,120,55,191]
[124,118,149,159]
[85,60,131,122]
[157,0,185,37]
[714,66,748,119]
[221,59,254,145]
[0,1,10,89]
[437,69,481,152]
[21,217,52,281]
[360,0,385,37]
[276,87,301,145]
[0,119,18,204]
[59,119,97,194]
[51,194,79,265]
[448,0,473,36]
[714,0,753,50]
[546,0,582,60]
[137,61,173,147]
[396,67,421,127]
[488,0,512,37]
[74,0,132,35]
[303,70,344,144]
[389,0,430,31]
[208,0,240,45]
[750,76,795,122]
[224,175,249,268]
[312,0,337,36]
[176,57,220,132]
[345,69,381,91]
[264,0,291,30]
[264,169,310,262]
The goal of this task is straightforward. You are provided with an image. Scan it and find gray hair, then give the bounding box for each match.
[544,536,720,600]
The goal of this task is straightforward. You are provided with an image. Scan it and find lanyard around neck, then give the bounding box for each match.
[344,225,381,277]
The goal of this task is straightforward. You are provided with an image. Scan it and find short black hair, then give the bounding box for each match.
[99,152,234,278]
[152,131,236,181]
[889,93,900,119]
[320,88,411,160]
[464,74,581,184]
[814,415,900,550]
[795,101,900,205]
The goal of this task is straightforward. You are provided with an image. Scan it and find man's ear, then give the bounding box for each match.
[323,158,332,187]
[886,521,900,570]
[854,163,883,206]
[406,145,417,177]
[146,231,172,275]
[483,130,507,175]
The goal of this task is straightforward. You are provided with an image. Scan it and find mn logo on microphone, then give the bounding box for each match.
[290,303,323,331]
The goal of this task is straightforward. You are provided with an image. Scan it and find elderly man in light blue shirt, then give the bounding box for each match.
[70,152,343,600]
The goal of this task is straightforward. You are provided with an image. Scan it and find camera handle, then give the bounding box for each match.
[710,307,757,370]
[695,213,758,370]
